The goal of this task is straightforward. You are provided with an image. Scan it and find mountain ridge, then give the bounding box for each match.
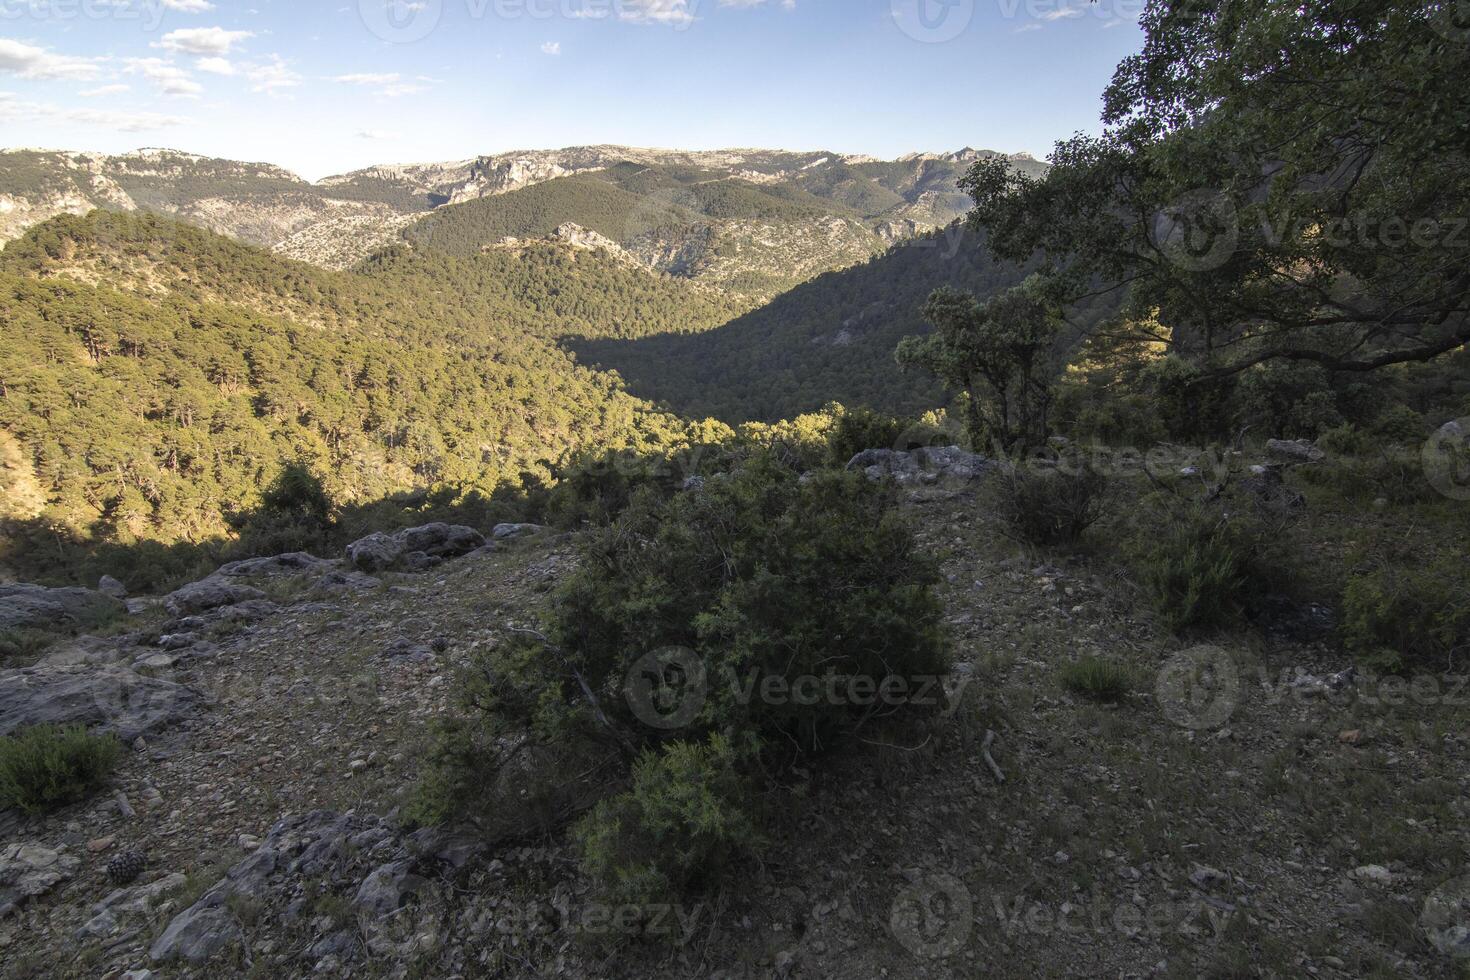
[0,144,1045,288]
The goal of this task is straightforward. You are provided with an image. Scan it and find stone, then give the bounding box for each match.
[210,553,338,581]
[0,842,82,917]
[163,579,267,617]
[38,634,138,668]
[0,664,202,741]
[345,532,401,573]
[491,523,543,541]
[345,523,485,572]
[846,446,991,486]
[149,905,243,964]
[354,860,426,917]
[1352,864,1393,886]
[98,575,128,599]
[310,570,382,596]
[1189,866,1229,891]
[0,584,125,632]
[1266,438,1326,464]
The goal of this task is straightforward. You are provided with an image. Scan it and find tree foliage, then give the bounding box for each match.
[897,275,1067,451]
[963,0,1470,378]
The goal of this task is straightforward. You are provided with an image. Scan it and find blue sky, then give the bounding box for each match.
[0,0,1144,180]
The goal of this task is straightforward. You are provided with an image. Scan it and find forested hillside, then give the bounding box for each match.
[0,211,736,570]
[567,224,1107,423]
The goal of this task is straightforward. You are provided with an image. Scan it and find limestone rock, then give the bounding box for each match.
[0,664,202,741]
[163,579,267,617]
[492,523,543,541]
[0,842,81,917]
[0,584,125,632]
[345,523,486,572]
[1266,438,1326,464]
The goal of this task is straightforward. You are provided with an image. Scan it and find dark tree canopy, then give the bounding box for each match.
[963,0,1470,378]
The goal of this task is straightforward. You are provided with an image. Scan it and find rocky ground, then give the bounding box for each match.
[1,452,1467,979]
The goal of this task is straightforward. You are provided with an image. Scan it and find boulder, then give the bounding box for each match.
[1266,438,1326,464]
[310,570,382,596]
[846,446,992,486]
[0,584,125,632]
[0,842,81,917]
[163,580,267,617]
[353,859,426,917]
[492,523,543,541]
[38,634,140,668]
[345,524,486,572]
[0,664,203,741]
[345,532,401,573]
[210,553,338,581]
[148,905,242,964]
[98,576,128,600]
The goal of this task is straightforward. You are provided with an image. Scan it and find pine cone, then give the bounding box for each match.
[106,849,147,886]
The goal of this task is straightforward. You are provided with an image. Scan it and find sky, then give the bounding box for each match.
[0,0,1146,180]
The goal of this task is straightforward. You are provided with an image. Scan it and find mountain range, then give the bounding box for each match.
[0,145,1044,299]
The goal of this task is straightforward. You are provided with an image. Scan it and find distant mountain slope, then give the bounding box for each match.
[566,222,1110,424]
[396,151,1043,300]
[0,211,734,554]
[1,145,1044,292]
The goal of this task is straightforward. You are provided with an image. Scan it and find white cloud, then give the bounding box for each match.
[195,56,236,75]
[334,72,401,85]
[540,41,561,55]
[0,97,188,133]
[161,0,217,10]
[246,56,300,94]
[79,84,132,97]
[357,129,401,140]
[0,39,103,81]
[157,27,253,56]
[125,58,203,97]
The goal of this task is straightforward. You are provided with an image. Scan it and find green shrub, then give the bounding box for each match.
[826,406,910,465]
[0,725,123,815]
[1369,405,1426,445]
[1297,449,1437,505]
[1315,424,1367,456]
[0,628,58,666]
[1342,560,1470,672]
[573,735,761,910]
[1058,655,1132,702]
[994,463,1110,547]
[1129,501,1275,633]
[417,454,950,902]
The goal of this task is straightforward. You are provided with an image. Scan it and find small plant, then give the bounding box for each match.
[1058,655,1132,702]
[1342,559,1469,672]
[573,735,761,911]
[1128,500,1275,633]
[0,628,58,667]
[995,463,1110,547]
[0,724,123,815]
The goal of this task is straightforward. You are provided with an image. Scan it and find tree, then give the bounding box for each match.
[897,275,1065,452]
[963,0,1470,379]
